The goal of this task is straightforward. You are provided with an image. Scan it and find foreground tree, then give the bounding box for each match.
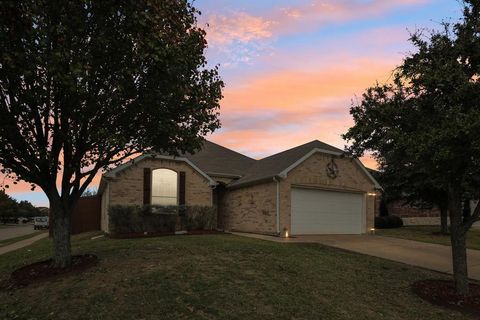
[0,0,223,267]
[343,0,480,294]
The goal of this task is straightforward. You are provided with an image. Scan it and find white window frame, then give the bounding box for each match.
[151,168,179,206]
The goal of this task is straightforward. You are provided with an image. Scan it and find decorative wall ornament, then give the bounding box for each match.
[326,158,339,179]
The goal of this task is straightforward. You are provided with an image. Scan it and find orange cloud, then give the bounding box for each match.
[222,57,395,112]
[209,118,378,170]
[206,54,396,169]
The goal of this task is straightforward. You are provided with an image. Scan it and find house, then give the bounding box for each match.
[98,140,381,236]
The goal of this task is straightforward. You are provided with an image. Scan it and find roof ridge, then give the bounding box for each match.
[257,140,342,162]
[202,140,257,162]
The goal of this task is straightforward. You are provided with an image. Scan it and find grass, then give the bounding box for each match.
[376,226,480,250]
[0,231,45,247]
[0,233,475,320]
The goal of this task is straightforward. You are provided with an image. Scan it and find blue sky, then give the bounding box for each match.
[6,0,464,206]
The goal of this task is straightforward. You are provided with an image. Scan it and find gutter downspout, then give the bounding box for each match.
[273,176,280,236]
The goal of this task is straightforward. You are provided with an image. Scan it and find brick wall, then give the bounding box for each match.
[220,153,377,236]
[219,181,277,234]
[108,158,213,207]
[280,153,377,234]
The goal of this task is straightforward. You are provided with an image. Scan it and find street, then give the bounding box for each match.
[0,224,36,241]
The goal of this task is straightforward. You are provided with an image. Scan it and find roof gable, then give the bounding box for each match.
[103,154,217,186]
[227,140,345,188]
[101,139,380,190]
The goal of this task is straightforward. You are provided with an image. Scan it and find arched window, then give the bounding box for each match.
[151,169,178,205]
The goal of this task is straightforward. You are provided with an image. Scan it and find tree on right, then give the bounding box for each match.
[343,0,480,295]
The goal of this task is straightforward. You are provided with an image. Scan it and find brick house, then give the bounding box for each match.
[98,140,381,236]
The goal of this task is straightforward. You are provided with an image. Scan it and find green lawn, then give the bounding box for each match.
[0,233,474,320]
[376,226,480,250]
[0,231,45,247]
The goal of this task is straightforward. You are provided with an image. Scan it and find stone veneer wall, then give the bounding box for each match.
[107,158,213,207]
[219,181,277,234]
[278,153,377,234]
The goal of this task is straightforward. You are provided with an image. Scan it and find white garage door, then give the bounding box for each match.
[291,188,364,235]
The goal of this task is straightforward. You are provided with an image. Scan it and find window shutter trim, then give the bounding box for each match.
[143,168,151,205]
[179,171,186,205]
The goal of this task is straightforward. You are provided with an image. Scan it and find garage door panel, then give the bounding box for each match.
[291,188,364,235]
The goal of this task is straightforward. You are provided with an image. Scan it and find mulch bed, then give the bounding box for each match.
[10,254,98,287]
[413,279,480,317]
[110,229,224,239]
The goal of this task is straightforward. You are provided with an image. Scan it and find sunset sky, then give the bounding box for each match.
[6,0,463,206]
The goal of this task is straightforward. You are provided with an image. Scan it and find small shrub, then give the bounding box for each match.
[379,197,389,217]
[108,204,217,234]
[109,205,177,235]
[375,215,404,229]
[180,206,217,230]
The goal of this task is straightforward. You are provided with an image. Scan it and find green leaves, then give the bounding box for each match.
[0,0,223,200]
[343,1,480,204]
[344,8,480,293]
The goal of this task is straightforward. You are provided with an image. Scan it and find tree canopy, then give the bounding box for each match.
[0,191,41,222]
[0,0,223,266]
[343,0,480,294]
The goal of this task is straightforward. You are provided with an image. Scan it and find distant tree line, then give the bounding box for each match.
[0,190,43,223]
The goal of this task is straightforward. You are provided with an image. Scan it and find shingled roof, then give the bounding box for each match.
[102,139,377,189]
[227,140,344,188]
[182,140,256,177]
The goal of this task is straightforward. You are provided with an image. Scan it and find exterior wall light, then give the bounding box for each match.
[370,228,376,235]
[367,192,377,196]
[283,228,289,238]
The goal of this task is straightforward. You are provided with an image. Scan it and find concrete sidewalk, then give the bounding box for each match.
[232,232,480,281]
[0,232,48,256]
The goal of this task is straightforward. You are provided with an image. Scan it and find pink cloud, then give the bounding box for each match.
[206,12,274,46]
[274,0,429,35]
[205,0,428,47]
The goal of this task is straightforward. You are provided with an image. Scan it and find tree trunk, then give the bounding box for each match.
[49,198,72,268]
[448,187,469,295]
[440,205,449,235]
[450,226,469,295]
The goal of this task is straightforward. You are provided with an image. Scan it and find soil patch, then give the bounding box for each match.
[413,279,480,317]
[10,254,98,287]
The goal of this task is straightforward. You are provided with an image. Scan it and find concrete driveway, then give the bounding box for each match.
[234,232,480,281]
[0,224,36,241]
